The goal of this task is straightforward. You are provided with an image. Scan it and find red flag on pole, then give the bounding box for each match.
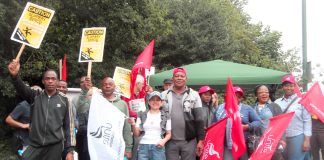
[200,117,228,160]
[249,112,295,160]
[299,82,324,123]
[225,78,246,159]
[62,54,67,81]
[130,40,154,100]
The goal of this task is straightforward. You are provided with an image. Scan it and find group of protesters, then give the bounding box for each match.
[6,58,324,160]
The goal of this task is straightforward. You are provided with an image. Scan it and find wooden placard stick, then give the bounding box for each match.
[15,44,26,61]
[87,61,92,77]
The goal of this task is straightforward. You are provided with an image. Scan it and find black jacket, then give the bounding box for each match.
[12,76,75,151]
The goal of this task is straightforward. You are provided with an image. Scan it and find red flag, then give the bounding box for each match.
[249,112,295,160]
[62,54,67,81]
[130,40,154,100]
[133,40,154,70]
[294,81,302,97]
[299,82,324,123]
[225,78,246,159]
[200,117,228,160]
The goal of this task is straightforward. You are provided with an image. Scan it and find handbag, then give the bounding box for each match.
[247,134,260,153]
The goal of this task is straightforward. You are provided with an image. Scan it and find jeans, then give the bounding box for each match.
[283,134,307,160]
[138,144,166,160]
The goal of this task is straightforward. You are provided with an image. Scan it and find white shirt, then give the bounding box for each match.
[136,112,171,144]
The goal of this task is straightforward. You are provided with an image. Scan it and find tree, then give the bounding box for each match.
[155,0,231,68]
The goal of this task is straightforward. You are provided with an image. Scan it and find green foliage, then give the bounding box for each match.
[0,0,172,94]
[0,0,301,155]
[0,138,16,160]
[155,0,231,68]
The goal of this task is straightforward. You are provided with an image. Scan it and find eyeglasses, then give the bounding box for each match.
[257,92,269,95]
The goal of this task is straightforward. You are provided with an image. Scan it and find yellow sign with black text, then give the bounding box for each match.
[113,67,131,99]
[10,2,55,48]
[78,27,106,62]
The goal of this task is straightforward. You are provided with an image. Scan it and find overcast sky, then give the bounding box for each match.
[244,0,324,81]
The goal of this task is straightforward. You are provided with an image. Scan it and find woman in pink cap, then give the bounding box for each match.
[198,85,218,128]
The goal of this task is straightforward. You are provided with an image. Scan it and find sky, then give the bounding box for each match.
[244,0,324,81]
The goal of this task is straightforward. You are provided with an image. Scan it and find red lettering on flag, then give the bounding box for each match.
[249,112,295,160]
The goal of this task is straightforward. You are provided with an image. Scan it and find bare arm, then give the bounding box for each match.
[5,115,29,129]
[303,135,311,151]
[129,118,141,137]
[157,130,171,147]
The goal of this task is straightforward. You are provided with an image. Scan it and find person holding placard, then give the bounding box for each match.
[8,59,75,160]
[73,76,93,160]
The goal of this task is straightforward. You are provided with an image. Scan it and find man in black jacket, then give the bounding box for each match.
[8,59,75,160]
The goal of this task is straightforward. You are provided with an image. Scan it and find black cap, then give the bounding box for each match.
[163,78,173,84]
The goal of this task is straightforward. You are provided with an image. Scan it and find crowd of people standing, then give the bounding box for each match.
[6,59,324,160]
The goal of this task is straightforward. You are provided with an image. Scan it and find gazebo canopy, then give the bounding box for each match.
[149,60,288,87]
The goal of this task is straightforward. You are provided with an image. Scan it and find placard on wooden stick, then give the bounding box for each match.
[78,27,106,62]
[78,27,106,78]
[11,2,55,49]
[113,66,131,98]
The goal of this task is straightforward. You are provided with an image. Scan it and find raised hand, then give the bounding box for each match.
[8,59,20,77]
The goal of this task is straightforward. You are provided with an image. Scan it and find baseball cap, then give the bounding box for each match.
[233,86,244,96]
[148,91,162,100]
[163,78,173,84]
[173,67,187,76]
[198,86,215,94]
[281,75,296,84]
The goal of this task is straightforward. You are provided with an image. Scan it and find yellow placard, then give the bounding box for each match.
[10,2,55,49]
[113,67,131,99]
[78,27,106,62]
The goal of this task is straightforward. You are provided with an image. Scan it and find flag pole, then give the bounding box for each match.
[59,59,62,80]
[87,61,92,77]
[15,44,26,60]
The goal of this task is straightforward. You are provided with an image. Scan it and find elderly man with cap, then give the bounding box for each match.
[274,75,311,160]
[161,67,205,160]
[163,78,173,91]
[213,86,261,160]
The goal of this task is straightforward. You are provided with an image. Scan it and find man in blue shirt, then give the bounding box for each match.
[6,85,42,158]
[274,75,311,160]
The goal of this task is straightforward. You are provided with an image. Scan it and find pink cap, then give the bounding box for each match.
[198,86,215,94]
[173,67,187,76]
[281,75,296,84]
[233,86,244,96]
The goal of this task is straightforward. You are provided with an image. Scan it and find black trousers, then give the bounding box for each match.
[311,131,324,160]
[22,141,63,160]
[76,131,90,160]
